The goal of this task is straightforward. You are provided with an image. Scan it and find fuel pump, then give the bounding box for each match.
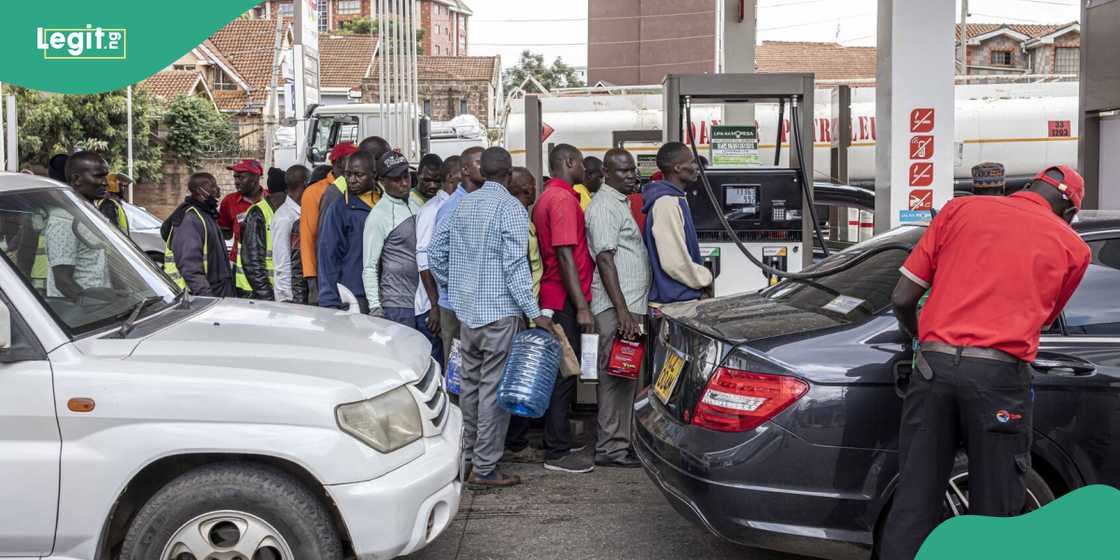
[663,73,820,295]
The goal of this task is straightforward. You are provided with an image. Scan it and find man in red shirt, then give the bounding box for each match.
[881,165,1091,559]
[218,159,267,271]
[532,143,596,474]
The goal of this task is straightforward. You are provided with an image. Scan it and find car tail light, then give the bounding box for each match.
[691,367,809,432]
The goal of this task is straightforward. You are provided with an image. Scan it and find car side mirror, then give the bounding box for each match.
[0,300,11,352]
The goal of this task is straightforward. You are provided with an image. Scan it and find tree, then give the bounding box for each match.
[336,17,426,54]
[12,87,163,182]
[163,95,237,169]
[502,50,585,94]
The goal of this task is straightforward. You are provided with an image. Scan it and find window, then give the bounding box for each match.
[762,227,924,321]
[990,50,1013,66]
[434,45,440,55]
[278,1,294,17]
[318,0,330,32]
[337,0,361,15]
[459,97,469,116]
[0,289,45,363]
[0,189,178,337]
[1062,238,1120,335]
[213,68,237,91]
[434,24,440,36]
[1056,47,1080,75]
[423,99,432,115]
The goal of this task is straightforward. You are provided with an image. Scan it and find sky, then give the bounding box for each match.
[466,0,1080,74]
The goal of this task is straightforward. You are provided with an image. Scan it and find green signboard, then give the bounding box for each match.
[710,125,760,167]
[637,153,659,180]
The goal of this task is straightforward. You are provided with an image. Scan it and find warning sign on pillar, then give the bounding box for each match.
[909,135,934,159]
[908,189,933,211]
[909,162,934,187]
[910,108,935,133]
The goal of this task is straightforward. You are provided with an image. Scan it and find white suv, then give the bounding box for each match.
[0,173,462,559]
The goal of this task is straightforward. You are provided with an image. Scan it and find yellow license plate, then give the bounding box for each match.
[654,350,686,404]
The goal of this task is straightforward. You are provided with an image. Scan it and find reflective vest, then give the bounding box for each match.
[30,237,47,291]
[163,207,208,290]
[234,199,275,292]
[96,198,129,235]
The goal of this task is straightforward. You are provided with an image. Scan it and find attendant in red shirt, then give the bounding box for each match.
[531,143,596,475]
[881,165,1091,560]
[217,159,267,266]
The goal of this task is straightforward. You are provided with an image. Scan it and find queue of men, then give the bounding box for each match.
[153,138,715,489]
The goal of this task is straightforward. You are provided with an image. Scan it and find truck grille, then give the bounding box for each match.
[409,358,448,436]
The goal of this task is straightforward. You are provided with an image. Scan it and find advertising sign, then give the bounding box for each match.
[710,125,760,167]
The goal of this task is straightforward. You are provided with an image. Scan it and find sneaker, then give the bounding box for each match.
[595,454,642,469]
[503,446,545,463]
[467,470,522,488]
[544,453,595,474]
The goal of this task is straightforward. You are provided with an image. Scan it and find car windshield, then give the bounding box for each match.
[0,187,181,336]
[123,202,163,229]
[761,226,925,320]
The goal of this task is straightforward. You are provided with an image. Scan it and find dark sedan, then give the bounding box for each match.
[634,212,1120,560]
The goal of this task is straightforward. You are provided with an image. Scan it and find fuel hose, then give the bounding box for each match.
[683,96,912,282]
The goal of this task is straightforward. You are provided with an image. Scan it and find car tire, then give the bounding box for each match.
[119,462,343,560]
[873,455,1056,559]
[942,455,1055,516]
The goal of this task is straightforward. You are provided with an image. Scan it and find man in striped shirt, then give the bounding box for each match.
[586,148,650,469]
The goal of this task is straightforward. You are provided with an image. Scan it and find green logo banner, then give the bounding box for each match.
[2,1,261,93]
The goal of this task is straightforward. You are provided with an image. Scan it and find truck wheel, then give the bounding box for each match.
[120,462,343,560]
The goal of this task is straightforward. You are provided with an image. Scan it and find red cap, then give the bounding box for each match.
[329,142,359,163]
[226,159,263,175]
[1034,164,1084,210]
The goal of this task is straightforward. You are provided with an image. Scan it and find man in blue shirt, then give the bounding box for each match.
[430,147,554,488]
[430,146,484,367]
[317,150,379,311]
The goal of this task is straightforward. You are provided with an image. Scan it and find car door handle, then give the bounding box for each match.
[1032,359,1096,375]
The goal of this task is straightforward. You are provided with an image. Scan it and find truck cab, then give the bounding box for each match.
[0,173,462,560]
[300,103,487,168]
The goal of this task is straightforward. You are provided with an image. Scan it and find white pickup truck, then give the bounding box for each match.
[0,173,462,560]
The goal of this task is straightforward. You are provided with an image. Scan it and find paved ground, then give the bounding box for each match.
[405,458,811,560]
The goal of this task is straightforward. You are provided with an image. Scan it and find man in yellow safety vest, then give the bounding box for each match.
[162,172,235,297]
[236,173,290,300]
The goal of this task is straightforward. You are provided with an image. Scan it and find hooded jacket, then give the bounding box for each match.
[162,197,235,297]
[641,180,712,304]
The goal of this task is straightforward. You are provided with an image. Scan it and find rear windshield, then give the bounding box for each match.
[762,226,924,320]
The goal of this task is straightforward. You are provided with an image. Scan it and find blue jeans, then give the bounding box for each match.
[415,311,444,366]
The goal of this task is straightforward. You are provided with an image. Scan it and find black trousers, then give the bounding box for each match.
[541,299,582,460]
[880,351,1034,560]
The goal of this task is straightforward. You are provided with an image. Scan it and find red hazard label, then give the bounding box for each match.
[909,163,934,187]
[909,135,934,160]
[1048,120,1071,138]
[910,108,935,133]
[909,189,933,210]
[541,123,555,143]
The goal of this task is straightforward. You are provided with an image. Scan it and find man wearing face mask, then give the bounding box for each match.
[161,172,235,297]
[881,165,1091,559]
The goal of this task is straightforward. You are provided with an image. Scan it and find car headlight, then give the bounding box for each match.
[336,386,423,453]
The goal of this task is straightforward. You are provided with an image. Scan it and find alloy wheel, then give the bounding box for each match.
[943,471,1043,517]
[161,510,294,560]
